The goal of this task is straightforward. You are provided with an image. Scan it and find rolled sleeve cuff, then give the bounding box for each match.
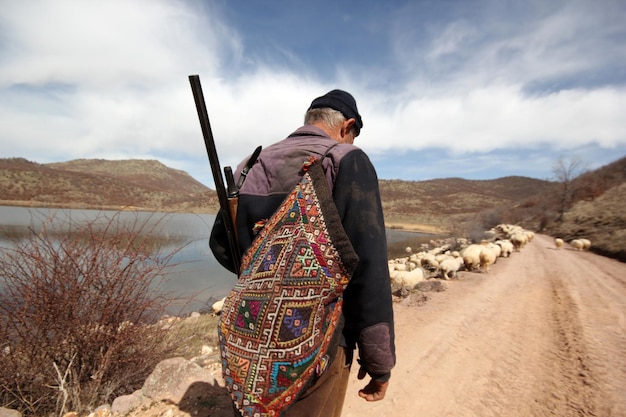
[358,322,396,375]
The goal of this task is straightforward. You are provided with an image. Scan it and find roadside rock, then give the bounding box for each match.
[142,357,216,403]
[0,407,21,417]
[112,357,232,416]
[111,392,149,415]
[416,279,449,292]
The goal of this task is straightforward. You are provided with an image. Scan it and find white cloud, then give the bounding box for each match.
[0,0,624,185]
[358,85,626,153]
[0,1,231,159]
[428,20,478,60]
[0,0,232,86]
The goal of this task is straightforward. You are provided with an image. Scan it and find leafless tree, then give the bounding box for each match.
[552,156,586,221]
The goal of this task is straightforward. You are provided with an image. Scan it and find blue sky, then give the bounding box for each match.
[1,0,625,187]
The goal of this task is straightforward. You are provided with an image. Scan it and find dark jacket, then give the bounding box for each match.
[210,125,395,380]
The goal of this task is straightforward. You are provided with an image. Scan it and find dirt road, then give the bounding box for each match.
[342,233,626,417]
[121,233,625,417]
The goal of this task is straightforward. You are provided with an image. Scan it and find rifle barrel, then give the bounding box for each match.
[188,74,241,275]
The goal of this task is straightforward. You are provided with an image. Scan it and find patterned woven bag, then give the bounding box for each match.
[218,157,359,417]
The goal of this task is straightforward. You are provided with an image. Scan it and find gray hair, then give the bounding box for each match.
[304,108,358,137]
[304,107,345,128]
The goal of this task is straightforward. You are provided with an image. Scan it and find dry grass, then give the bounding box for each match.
[544,182,626,261]
[164,313,221,360]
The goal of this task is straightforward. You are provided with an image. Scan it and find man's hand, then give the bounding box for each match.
[357,367,389,401]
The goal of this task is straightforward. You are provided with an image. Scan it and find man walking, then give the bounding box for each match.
[210,89,395,417]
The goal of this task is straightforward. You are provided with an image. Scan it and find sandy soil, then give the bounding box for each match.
[125,233,626,417]
[342,233,626,417]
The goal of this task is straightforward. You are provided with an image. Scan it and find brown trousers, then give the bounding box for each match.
[286,347,353,417]
[232,347,353,417]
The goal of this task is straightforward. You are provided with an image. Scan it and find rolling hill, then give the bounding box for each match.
[0,158,219,213]
[1,155,624,261]
[0,157,554,223]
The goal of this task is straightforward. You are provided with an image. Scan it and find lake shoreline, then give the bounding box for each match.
[386,221,448,235]
[1,206,440,316]
[1,202,447,235]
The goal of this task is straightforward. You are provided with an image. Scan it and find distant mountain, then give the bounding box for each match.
[379,176,555,227]
[47,159,209,194]
[0,157,555,220]
[0,158,219,213]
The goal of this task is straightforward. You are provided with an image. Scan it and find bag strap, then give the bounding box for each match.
[300,154,359,275]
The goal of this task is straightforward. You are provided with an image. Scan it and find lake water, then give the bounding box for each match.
[0,206,437,316]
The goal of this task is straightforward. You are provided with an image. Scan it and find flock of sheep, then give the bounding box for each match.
[555,237,591,251]
[209,225,593,313]
[388,223,591,293]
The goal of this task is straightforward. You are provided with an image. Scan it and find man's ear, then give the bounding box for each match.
[342,118,356,136]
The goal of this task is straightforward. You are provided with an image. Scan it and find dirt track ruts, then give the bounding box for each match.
[121,233,626,417]
[342,233,626,417]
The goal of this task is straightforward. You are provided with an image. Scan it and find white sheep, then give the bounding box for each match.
[479,244,498,273]
[461,244,484,271]
[570,239,584,251]
[390,261,410,272]
[461,242,500,273]
[494,223,523,238]
[580,238,591,250]
[495,239,514,257]
[420,253,440,271]
[211,297,226,316]
[428,245,450,256]
[390,267,425,289]
[510,233,528,251]
[493,224,535,247]
[439,256,464,280]
[435,252,450,264]
[388,258,418,273]
[484,242,502,258]
[554,238,564,249]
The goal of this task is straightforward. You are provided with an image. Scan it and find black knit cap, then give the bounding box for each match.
[308,89,363,135]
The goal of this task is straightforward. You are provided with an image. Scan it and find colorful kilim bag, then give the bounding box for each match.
[218,157,359,417]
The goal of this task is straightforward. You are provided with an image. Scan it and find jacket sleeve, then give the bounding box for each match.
[333,149,396,381]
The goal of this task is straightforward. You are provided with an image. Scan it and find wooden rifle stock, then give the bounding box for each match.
[188,74,241,275]
[224,166,239,242]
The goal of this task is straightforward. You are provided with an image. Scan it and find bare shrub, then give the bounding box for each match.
[467,223,490,243]
[444,215,471,239]
[0,212,186,416]
[477,207,505,231]
[553,156,586,221]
